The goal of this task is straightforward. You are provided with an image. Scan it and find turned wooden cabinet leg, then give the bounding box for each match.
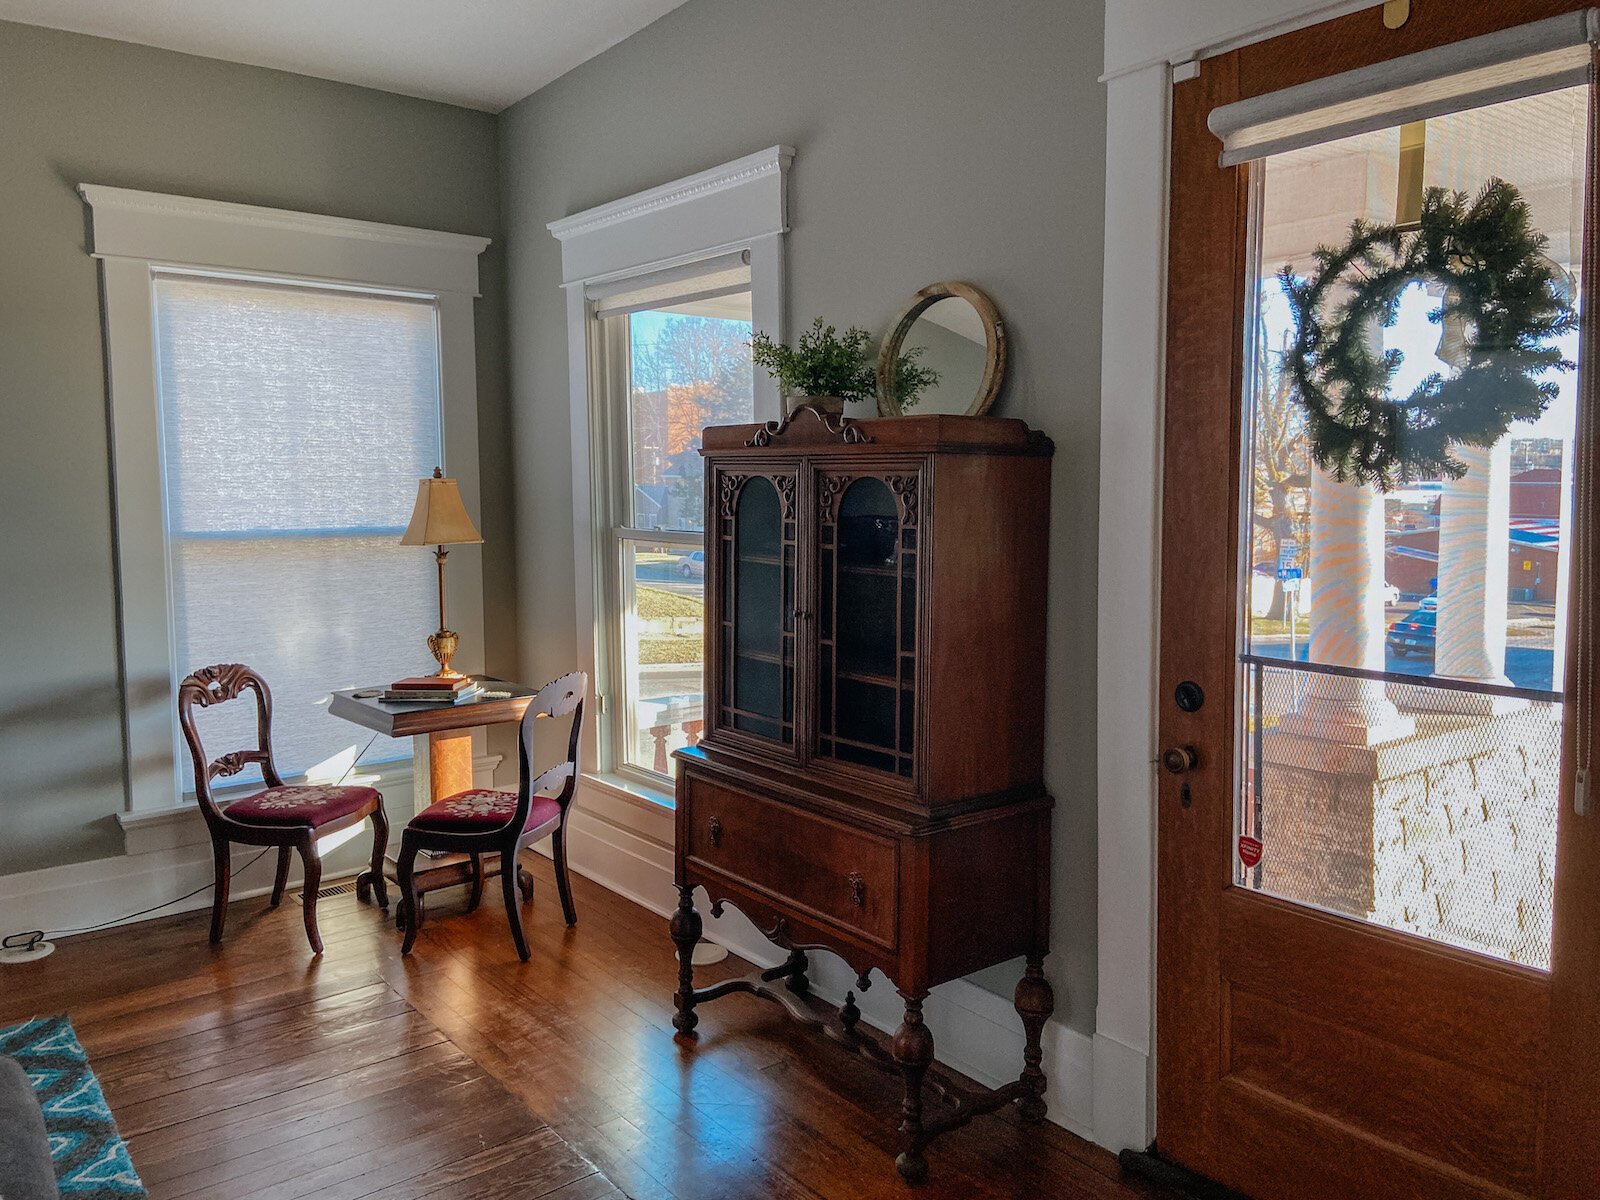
[1014,955,1055,1123]
[892,992,934,1185]
[840,990,862,1037]
[670,885,702,1036]
[783,947,810,996]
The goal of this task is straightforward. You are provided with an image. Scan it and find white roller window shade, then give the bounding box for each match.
[588,250,751,319]
[154,272,442,784]
[1211,8,1600,167]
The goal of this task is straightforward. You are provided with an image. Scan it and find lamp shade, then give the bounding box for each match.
[400,468,484,546]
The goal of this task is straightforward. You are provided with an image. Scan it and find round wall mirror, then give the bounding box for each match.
[877,281,1006,417]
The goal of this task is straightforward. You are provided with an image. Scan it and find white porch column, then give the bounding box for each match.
[1286,468,1414,744]
[1429,438,1518,711]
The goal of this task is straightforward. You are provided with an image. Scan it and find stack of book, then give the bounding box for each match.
[382,676,484,704]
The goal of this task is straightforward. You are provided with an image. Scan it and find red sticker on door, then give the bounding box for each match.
[1238,836,1263,868]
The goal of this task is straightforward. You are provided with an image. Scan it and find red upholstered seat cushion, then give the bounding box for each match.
[226,784,379,828]
[410,789,561,835]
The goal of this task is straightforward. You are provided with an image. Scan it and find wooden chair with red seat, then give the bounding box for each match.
[177,663,390,954]
[397,671,585,961]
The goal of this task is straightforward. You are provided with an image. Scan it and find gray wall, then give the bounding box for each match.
[0,21,515,875]
[500,0,1106,1029]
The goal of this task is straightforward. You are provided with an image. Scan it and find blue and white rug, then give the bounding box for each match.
[0,1016,146,1197]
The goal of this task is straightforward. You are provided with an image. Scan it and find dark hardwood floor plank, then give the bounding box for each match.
[2,850,1168,1200]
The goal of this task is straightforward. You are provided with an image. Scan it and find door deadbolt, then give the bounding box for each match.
[1174,680,1204,712]
[1162,745,1199,775]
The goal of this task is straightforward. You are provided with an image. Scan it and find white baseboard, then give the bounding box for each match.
[546,778,1100,1143]
[0,756,499,941]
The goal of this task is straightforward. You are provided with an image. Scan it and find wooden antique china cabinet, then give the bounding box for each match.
[670,404,1056,1182]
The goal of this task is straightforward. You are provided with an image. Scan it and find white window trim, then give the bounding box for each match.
[548,146,792,805]
[80,184,491,816]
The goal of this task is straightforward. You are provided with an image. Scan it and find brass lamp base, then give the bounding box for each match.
[427,629,463,678]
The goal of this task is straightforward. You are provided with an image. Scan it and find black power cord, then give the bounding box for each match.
[6,732,382,947]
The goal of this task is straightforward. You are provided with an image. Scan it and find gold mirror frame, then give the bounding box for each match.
[876,281,1006,417]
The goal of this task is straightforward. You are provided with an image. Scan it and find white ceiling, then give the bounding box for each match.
[0,0,692,111]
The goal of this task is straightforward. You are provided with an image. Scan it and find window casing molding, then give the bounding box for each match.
[548,146,792,804]
[81,184,491,816]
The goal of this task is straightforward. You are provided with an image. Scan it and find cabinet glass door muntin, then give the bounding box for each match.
[711,466,800,756]
[814,464,922,786]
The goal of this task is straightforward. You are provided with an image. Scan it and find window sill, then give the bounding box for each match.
[581,770,676,812]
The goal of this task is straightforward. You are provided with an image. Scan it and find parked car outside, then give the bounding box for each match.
[1386,606,1437,657]
[678,550,705,579]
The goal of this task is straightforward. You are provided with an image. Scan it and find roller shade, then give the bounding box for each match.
[588,250,751,319]
[1210,8,1600,167]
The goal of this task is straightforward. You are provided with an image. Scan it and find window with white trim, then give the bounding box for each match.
[82,185,489,813]
[548,145,791,802]
[591,262,755,780]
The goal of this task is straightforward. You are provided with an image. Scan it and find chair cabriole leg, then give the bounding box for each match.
[297,834,323,954]
[397,833,422,954]
[502,845,531,961]
[553,825,578,926]
[209,836,231,945]
[269,845,292,908]
[357,801,389,910]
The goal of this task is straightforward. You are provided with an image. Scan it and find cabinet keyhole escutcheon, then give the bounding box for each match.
[709,816,723,848]
[849,871,866,907]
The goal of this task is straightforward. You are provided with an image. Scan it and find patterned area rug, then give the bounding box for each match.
[0,1016,146,1197]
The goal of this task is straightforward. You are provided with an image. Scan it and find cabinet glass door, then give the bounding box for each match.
[817,473,918,778]
[715,472,796,747]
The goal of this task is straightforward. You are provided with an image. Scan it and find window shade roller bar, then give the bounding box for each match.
[587,249,751,317]
[1210,8,1600,167]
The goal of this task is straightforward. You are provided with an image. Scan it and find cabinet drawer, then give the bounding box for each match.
[686,782,898,949]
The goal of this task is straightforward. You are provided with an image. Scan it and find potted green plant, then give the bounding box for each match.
[750,317,938,415]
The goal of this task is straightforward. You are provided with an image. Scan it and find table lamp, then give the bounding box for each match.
[400,467,483,678]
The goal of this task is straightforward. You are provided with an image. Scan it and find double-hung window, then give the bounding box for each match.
[549,145,792,800]
[83,185,489,815]
[592,257,755,780]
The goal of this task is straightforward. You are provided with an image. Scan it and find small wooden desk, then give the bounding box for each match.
[329,676,537,906]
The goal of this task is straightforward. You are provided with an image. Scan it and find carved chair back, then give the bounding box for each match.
[511,671,586,836]
[176,663,284,826]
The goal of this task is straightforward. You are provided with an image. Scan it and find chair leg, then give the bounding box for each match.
[397,833,423,955]
[518,865,535,903]
[269,846,292,908]
[298,835,324,955]
[502,849,531,961]
[209,836,231,945]
[467,852,485,913]
[356,803,390,911]
[553,825,578,927]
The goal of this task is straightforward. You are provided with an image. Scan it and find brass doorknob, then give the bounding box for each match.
[1162,745,1199,775]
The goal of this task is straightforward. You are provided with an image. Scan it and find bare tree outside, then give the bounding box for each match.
[630,314,755,532]
[1252,325,1311,622]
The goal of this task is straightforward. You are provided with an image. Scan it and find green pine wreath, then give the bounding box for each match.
[1280,177,1576,490]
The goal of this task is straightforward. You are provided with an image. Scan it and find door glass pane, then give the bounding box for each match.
[818,476,917,777]
[1238,86,1585,969]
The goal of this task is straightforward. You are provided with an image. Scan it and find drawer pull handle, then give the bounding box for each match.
[709,816,723,848]
[849,871,866,907]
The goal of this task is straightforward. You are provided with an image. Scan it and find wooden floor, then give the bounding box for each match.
[0,855,1171,1200]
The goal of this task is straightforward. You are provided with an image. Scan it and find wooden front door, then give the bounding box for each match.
[1156,5,1600,1198]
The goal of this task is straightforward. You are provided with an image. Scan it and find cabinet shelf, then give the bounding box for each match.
[836,561,899,577]
[834,668,909,690]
